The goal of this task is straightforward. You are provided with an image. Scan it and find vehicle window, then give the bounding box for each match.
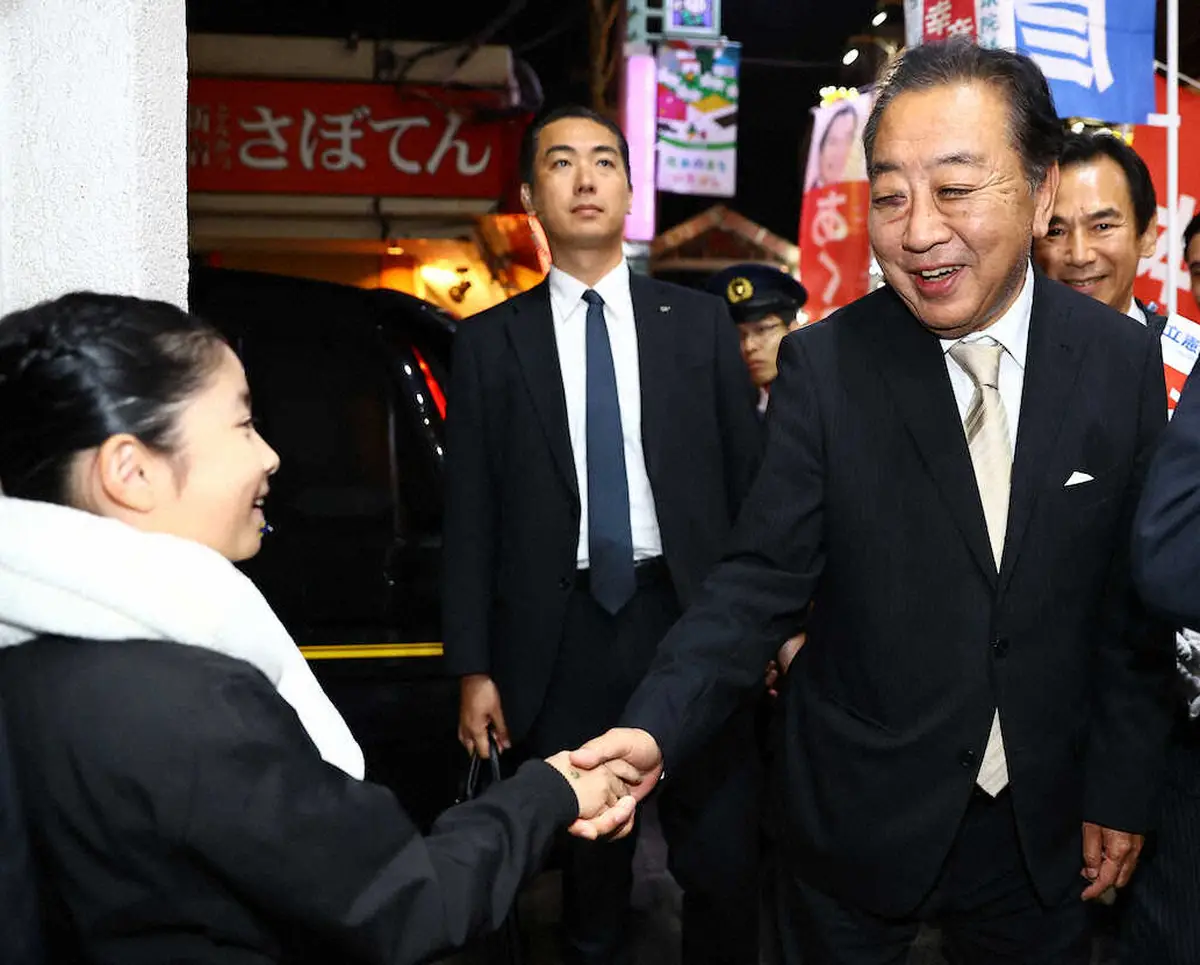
[380,328,447,539]
[246,325,397,530]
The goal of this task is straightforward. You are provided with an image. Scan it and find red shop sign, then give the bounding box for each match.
[187,78,528,199]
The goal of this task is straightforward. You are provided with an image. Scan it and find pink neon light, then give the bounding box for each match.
[623,52,657,242]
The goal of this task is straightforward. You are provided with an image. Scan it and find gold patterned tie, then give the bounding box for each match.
[949,339,1011,796]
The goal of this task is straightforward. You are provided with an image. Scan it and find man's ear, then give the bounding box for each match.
[1031,162,1061,241]
[1138,210,1159,261]
[520,183,536,217]
[89,434,164,515]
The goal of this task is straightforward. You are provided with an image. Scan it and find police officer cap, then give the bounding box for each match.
[706,264,808,325]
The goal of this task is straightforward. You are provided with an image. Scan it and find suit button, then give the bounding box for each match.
[991,636,1009,658]
[959,749,976,768]
[558,577,572,591]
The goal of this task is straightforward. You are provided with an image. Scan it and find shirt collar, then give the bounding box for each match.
[549,259,631,319]
[940,262,1034,370]
[1125,298,1147,326]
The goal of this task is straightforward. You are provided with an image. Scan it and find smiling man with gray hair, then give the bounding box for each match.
[568,40,1175,964]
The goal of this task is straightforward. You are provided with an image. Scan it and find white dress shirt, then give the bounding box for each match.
[940,262,1036,452]
[1126,299,1147,326]
[548,260,663,568]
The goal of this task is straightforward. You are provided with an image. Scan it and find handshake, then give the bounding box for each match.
[543,728,665,841]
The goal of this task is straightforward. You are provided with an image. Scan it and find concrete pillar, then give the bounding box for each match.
[0,0,188,313]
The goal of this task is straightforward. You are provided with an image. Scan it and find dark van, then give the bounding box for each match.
[189,266,461,826]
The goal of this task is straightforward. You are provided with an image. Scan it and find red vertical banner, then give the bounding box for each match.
[799,182,872,320]
[1128,76,1200,410]
[799,94,873,320]
[1132,75,1200,323]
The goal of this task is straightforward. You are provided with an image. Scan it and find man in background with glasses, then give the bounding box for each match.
[707,265,808,418]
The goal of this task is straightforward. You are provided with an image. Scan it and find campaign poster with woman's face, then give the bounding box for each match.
[803,99,869,192]
[800,96,873,319]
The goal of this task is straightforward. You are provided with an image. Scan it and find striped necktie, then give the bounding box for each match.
[950,338,1011,796]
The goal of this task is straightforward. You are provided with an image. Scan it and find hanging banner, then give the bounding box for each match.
[799,94,873,320]
[656,40,740,198]
[906,0,1156,125]
[1132,73,1200,409]
[1133,75,1200,323]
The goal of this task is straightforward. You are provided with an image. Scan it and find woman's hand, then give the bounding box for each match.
[544,752,637,840]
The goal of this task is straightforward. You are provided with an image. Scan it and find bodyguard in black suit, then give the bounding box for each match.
[442,106,763,965]
[569,43,1175,964]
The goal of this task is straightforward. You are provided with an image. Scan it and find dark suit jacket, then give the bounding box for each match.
[623,273,1175,917]
[442,272,761,742]
[0,638,578,965]
[1140,300,1168,341]
[1133,365,1200,626]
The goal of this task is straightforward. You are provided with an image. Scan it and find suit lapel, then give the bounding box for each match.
[505,281,579,498]
[998,276,1085,592]
[871,294,998,585]
[629,272,673,482]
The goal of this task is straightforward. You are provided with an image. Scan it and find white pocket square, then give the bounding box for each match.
[1065,471,1094,487]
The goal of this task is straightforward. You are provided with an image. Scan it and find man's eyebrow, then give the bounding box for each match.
[868,151,985,180]
[544,145,620,158]
[1083,206,1124,222]
[933,151,985,167]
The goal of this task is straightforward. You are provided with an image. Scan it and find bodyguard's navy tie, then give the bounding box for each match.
[583,288,635,614]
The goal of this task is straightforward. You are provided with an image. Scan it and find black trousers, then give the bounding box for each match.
[523,570,761,965]
[1118,719,1200,964]
[774,789,1090,965]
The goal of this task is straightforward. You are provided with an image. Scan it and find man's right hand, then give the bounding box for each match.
[567,727,664,839]
[458,674,511,758]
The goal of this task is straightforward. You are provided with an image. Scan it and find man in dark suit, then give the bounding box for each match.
[1032,126,1184,954]
[442,105,763,965]
[1125,335,1200,963]
[1034,130,1167,338]
[570,42,1175,964]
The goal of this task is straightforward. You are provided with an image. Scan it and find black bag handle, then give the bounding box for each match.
[458,728,503,803]
[454,728,526,965]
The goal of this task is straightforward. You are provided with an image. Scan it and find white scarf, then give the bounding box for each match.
[0,497,365,779]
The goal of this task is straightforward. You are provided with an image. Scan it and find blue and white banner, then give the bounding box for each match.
[907,0,1157,126]
[1011,0,1155,123]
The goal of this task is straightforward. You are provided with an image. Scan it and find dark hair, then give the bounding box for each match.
[1185,212,1200,255]
[519,104,632,187]
[0,292,227,504]
[820,104,859,153]
[864,39,1064,190]
[1058,131,1158,235]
